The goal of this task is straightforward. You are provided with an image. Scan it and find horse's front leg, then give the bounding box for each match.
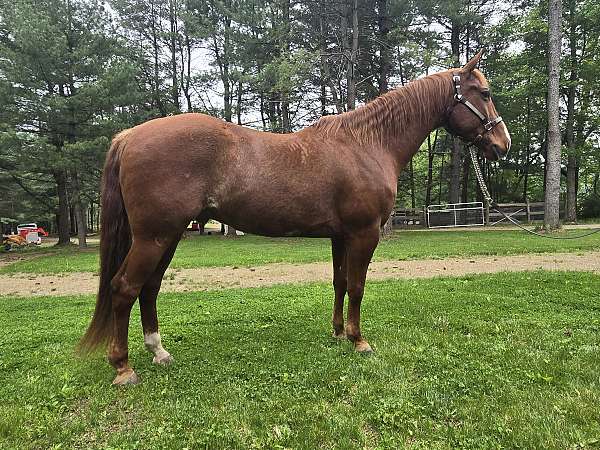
[331,237,348,338]
[345,225,380,353]
[139,240,179,365]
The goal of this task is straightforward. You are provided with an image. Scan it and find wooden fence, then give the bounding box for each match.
[392,208,425,227]
[487,201,545,225]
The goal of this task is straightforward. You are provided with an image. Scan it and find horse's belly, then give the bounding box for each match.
[213,202,339,238]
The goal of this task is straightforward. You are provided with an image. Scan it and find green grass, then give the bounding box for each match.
[1,271,599,449]
[2,229,600,274]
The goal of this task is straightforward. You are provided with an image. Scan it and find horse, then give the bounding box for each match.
[79,51,511,385]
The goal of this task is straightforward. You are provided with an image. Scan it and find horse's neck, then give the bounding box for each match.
[343,72,453,172]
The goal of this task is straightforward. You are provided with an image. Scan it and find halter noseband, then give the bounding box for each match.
[448,72,503,144]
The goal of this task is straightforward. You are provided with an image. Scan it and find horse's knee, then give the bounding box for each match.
[333,276,347,291]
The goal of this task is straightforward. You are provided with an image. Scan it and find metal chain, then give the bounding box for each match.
[468,146,600,240]
[469,146,492,204]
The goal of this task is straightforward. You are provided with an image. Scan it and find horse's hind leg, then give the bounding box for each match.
[331,237,347,338]
[139,238,180,366]
[109,235,177,385]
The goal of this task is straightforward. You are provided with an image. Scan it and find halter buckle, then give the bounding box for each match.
[452,74,462,100]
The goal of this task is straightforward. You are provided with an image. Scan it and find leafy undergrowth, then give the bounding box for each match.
[1,271,599,449]
[1,229,600,274]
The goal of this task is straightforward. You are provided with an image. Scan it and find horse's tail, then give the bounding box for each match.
[78,130,132,354]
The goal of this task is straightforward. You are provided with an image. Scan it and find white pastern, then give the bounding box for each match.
[144,332,171,361]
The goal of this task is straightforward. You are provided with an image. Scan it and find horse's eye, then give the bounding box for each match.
[481,90,491,100]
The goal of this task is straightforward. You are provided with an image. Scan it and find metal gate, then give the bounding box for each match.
[426,202,485,228]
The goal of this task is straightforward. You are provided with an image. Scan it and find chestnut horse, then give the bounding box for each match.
[80,51,511,385]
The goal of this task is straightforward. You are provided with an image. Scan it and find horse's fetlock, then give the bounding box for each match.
[107,351,128,369]
[345,324,361,341]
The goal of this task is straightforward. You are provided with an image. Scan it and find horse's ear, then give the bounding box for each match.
[462,50,484,73]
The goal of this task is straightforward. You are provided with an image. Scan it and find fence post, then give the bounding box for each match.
[484,200,490,225]
[526,199,531,223]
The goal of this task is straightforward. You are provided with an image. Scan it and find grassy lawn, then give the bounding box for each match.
[1,271,599,449]
[1,229,600,274]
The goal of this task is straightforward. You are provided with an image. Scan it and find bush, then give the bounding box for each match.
[578,192,600,219]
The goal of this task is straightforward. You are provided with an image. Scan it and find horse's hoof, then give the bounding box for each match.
[153,353,174,366]
[112,369,140,386]
[355,341,373,354]
[332,331,346,340]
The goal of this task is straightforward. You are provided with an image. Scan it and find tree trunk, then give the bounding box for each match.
[523,91,531,201]
[150,0,167,116]
[448,19,462,204]
[425,131,438,206]
[71,171,87,248]
[319,4,343,114]
[181,3,193,112]
[169,0,180,111]
[319,3,327,116]
[280,0,291,132]
[565,0,578,223]
[544,0,562,230]
[345,0,358,110]
[449,138,462,203]
[235,77,243,125]
[566,155,578,222]
[409,160,416,208]
[377,0,390,95]
[222,16,232,123]
[460,152,470,203]
[54,170,71,245]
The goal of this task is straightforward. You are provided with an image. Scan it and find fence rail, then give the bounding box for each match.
[392,208,424,227]
[391,200,548,229]
[488,201,545,225]
[426,202,485,228]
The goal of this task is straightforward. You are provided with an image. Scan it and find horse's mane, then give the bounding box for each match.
[312,71,455,145]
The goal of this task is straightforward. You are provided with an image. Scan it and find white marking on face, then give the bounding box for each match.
[144,332,170,359]
[499,121,511,151]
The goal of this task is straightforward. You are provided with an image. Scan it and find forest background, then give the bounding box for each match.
[1,0,598,244]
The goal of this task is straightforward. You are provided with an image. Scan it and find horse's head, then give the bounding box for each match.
[445,51,511,161]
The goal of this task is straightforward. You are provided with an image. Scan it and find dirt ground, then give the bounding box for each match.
[1,251,599,297]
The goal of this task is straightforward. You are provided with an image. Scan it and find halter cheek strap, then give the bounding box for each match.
[449,73,503,144]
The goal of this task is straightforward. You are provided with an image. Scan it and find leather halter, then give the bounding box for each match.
[447,72,503,144]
